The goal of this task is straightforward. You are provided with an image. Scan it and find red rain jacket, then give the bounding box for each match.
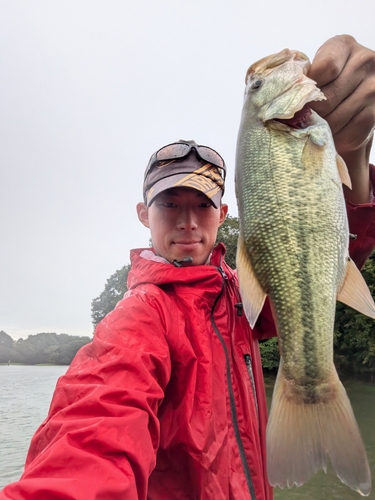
[1,189,375,500]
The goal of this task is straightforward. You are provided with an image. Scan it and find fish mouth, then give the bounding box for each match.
[273,104,313,129]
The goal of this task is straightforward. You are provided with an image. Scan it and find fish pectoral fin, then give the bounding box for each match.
[236,234,266,328]
[299,130,326,168]
[337,257,375,318]
[336,154,352,189]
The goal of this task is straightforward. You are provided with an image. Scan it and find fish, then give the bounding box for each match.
[235,48,375,496]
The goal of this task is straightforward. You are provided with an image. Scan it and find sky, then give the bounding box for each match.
[1,0,374,340]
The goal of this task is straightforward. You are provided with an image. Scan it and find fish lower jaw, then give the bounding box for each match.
[268,105,317,130]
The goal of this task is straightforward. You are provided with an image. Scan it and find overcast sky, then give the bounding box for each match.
[1,0,374,340]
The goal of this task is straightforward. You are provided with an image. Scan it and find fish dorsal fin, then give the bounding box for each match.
[236,233,267,328]
[336,154,352,189]
[337,257,375,318]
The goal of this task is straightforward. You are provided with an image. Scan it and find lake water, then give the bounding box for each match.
[0,366,374,498]
[0,364,68,488]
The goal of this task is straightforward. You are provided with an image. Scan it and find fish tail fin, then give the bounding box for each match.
[267,366,371,496]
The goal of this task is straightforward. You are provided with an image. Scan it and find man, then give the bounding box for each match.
[1,35,375,500]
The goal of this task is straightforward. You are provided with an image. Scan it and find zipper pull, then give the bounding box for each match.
[234,302,243,316]
[218,266,228,280]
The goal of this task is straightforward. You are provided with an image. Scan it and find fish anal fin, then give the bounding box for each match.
[236,234,266,328]
[337,258,375,318]
[267,366,371,496]
[336,154,352,189]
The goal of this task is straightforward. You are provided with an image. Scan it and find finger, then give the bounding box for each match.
[330,104,375,155]
[322,74,375,133]
[308,35,355,88]
[310,44,375,119]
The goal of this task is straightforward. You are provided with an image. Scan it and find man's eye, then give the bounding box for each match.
[162,202,176,208]
[199,203,212,208]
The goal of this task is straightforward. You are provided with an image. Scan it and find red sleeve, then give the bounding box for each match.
[0,290,172,500]
[346,164,375,269]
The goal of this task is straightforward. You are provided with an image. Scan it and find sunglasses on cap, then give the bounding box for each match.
[145,140,226,180]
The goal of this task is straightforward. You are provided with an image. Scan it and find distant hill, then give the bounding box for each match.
[0,331,91,365]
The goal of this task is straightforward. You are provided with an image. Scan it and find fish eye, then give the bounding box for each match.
[251,79,263,90]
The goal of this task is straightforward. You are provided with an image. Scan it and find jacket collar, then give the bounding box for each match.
[127,243,227,290]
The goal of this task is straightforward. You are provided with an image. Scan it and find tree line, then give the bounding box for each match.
[0,331,91,365]
[91,215,375,381]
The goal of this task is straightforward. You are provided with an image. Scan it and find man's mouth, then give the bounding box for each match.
[173,240,202,249]
[174,240,201,244]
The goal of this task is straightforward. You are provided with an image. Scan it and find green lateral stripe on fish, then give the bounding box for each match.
[235,48,375,496]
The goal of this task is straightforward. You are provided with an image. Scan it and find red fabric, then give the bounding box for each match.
[346,165,375,269]
[1,170,375,499]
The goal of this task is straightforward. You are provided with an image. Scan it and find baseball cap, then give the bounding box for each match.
[143,140,226,208]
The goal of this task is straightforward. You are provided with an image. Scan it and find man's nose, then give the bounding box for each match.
[177,207,198,230]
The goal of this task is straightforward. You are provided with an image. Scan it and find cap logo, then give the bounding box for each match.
[174,163,224,195]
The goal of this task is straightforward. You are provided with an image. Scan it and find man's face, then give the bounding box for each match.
[137,187,228,265]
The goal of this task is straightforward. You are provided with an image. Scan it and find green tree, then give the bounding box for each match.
[91,264,131,328]
[259,337,280,372]
[0,331,15,363]
[0,330,14,348]
[334,252,375,380]
[13,336,39,363]
[11,332,91,365]
[216,214,240,269]
[58,335,92,364]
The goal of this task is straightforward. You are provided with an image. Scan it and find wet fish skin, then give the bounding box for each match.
[235,49,374,496]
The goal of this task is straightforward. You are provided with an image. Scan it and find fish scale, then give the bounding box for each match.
[235,48,375,495]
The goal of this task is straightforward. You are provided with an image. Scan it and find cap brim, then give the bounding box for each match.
[146,173,222,208]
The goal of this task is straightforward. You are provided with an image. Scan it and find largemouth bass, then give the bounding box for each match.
[235,49,375,496]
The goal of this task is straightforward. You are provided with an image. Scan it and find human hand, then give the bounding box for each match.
[308,35,375,203]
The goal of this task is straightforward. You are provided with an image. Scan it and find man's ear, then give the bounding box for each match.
[136,202,150,228]
[219,203,229,226]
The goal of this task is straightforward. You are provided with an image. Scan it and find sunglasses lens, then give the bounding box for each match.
[151,142,226,180]
[196,146,225,171]
[156,143,190,161]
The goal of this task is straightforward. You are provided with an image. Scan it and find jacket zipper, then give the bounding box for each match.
[211,266,257,500]
[244,354,259,419]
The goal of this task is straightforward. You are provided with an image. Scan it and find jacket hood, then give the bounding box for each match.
[127,243,229,290]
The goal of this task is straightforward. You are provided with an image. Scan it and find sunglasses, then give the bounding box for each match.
[146,141,226,179]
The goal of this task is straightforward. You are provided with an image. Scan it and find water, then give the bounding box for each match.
[0,367,374,498]
[0,364,68,488]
